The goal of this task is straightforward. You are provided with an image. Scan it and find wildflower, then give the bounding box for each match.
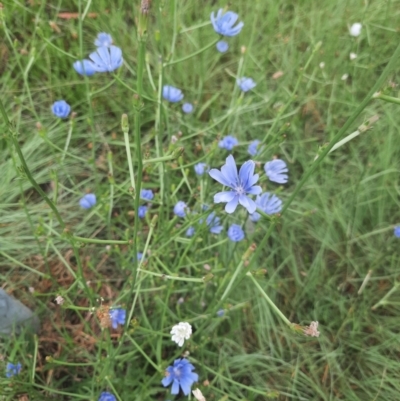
[109,308,126,329]
[182,102,194,113]
[51,100,70,118]
[237,77,256,92]
[319,62,325,69]
[210,9,244,37]
[341,73,349,81]
[264,159,288,184]
[227,224,245,242]
[94,32,113,47]
[303,321,320,337]
[73,59,98,76]
[209,154,262,214]
[174,201,187,217]
[79,193,96,209]
[137,252,144,261]
[98,392,116,401]
[194,162,207,176]
[349,22,362,37]
[247,139,261,156]
[206,212,223,234]
[218,135,238,151]
[216,309,225,317]
[186,226,195,237]
[140,189,154,200]
[138,205,148,219]
[192,388,206,401]
[161,358,198,395]
[88,45,123,72]
[216,40,229,53]
[394,226,400,238]
[5,362,21,378]
[55,295,64,305]
[163,85,184,102]
[250,193,282,222]
[170,322,192,346]
[349,52,357,60]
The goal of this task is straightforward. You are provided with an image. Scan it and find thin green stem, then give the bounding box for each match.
[374,93,400,106]
[73,236,130,245]
[246,272,292,327]
[122,114,135,191]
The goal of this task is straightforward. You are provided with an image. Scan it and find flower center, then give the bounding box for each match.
[173,367,181,378]
[235,184,246,196]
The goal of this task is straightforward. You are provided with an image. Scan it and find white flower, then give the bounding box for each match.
[192,388,206,401]
[341,73,349,81]
[349,52,357,60]
[55,295,64,305]
[319,62,325,69]
[303,321,320,337]
[349,22,362,37]
[170,322,192,346]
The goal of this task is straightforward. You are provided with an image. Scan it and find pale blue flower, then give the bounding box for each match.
[227,224,244,242]
[209,155,262,214]
[88,45,123,72]
[264,159,289,184]
[174,201,187,217]
[109,308,126,329]
[161,359,198,395]
[218,135,238,151]
[163,85,184,102]
[194,162,207,176]
[98,392,116,401]
[95,32,113,47]
[182,102,193,113]
[206,212,223,234]
[186,226,195,237]
[51,100,70,118]
[394,226,400,238]
[138,205,147,218]
[140,189,154,200]
[248,140,261,156]
[79,193,96,209]
[250,193,283,222]
[217,309,225,317]
[137,252,144,261]
[5,362,21,378]
[211,9,244,37]
[216,40,229,53]
[237,77,256,92]
[73,59,97,76]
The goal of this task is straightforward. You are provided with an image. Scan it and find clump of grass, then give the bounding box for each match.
[1,1,400,400]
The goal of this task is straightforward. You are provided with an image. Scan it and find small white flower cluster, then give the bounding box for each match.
[170,322,192,347]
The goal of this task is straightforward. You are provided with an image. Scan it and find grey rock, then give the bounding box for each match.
[0,289,40,335]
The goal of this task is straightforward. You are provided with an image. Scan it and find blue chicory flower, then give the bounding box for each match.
[237,77,256,92]
[138,205,148,219]
[194,162,207,176]
[227,224,245,242]
[163,85,184,102]
[216,40,229,53]
[218,135,238,151]
[174,201,187,218]
[95,32,113,47]
[88,45,123,72]
[161,358,199,395]
[109,308,126,329]
[137,252,144,261]
[51,100,71,118]
[209,154,262,214]
[140,189,154,201]
[182,102,194,113]
[73,59,98,76]
[210,9,244,37]
[264,159,289,184]
[206,212,223,234]
[250,193,283,222]
[248,140,261,156]
[98,392,116,401]
[186,226,195,237]
[217,309,225,317]
[394,226,400,238]
[79,193,96,209]
[5,362,21,378]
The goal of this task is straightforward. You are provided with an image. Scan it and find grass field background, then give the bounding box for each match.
[1,0,400,400]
